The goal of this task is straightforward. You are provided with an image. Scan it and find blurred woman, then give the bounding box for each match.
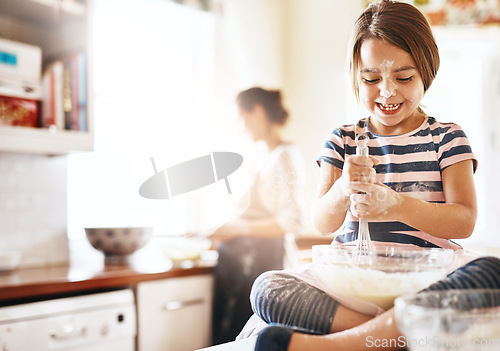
[210,87,306,345]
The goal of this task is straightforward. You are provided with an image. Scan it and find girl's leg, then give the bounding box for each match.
[256,256,500,351]
[250,271,372,335]
[331,304,373,332]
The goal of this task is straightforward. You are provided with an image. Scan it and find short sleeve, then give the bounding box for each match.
[316,128,347,170]
[437,123,478,173]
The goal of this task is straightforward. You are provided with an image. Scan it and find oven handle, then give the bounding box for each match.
[163,298,205,311]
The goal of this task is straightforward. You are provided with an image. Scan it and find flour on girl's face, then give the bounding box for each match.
[381,59,395,70]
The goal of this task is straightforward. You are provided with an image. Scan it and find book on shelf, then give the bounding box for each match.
[63,55,74,130]
[41,50,87,132]
[41,60,64,130]
[78,51,87,131]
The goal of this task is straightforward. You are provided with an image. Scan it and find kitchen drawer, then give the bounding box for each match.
[136,274,213,351]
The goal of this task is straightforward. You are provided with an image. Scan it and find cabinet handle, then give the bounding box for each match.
[50,325,86,340]
[163,298,205,311]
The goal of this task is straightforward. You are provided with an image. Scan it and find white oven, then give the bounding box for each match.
[0,289,136,351]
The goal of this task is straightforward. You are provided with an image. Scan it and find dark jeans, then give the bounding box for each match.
[212,236,284,345]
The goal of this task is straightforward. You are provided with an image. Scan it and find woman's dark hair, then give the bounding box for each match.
[236,87,289,125]
[350,0,440,97]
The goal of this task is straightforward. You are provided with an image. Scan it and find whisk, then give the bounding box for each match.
[353,132,374,261]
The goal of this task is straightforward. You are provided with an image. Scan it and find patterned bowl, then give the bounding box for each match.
[85,227,153,257]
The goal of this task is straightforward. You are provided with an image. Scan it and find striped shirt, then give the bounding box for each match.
[317,116,477,250]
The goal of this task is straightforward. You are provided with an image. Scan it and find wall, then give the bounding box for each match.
[213,0,363,233]
[215,0,285,89]
[0,153,69,267]
[213,0,286,143]
[424,27,500,249]
[282,0,363,222]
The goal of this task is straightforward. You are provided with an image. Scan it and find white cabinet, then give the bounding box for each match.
[0,0,93,155]
[136,274,214,351]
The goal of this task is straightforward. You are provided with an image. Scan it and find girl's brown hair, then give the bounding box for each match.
[350,0,440,98]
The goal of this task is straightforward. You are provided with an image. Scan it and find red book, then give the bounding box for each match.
[41,60,64,130]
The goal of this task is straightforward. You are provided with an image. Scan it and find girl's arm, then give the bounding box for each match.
[289,309,402,351]
[398,159,477,239]
[311,163,349,235]
[350,159,477,239]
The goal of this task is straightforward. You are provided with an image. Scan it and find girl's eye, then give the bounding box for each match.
[397,76,413,83]
[363,78,379,84]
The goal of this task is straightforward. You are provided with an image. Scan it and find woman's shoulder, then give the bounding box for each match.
[270,143,306,172]
[273,143,304,163]
[276,142,300,154]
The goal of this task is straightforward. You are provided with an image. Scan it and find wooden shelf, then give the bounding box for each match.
[0,126,93,155]
[0,0,86,27]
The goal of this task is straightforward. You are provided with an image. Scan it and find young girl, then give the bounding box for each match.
[246,1,500,350]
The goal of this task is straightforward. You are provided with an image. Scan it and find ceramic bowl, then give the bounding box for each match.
[395,289,500,350]
[312,244,454,309]
[157,236,212,262]
[85,227,153,257]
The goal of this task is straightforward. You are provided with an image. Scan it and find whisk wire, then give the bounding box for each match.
[353,129,374,261]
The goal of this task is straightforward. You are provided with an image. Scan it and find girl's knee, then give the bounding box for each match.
[250,271,340,333]
[426,255,500,292]
[468,256,500,268]
[250,271,295,310]
[456,256,500,284]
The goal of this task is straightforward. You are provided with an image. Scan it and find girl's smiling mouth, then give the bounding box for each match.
[377,102,402,113]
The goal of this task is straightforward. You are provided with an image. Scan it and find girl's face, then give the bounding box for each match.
[357,38,425,135]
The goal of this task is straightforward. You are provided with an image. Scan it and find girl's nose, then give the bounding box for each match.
[380,81,396,98]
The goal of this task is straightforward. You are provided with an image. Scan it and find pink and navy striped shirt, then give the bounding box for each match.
[317,116,477,250]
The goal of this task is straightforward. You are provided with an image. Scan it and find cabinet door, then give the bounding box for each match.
[137,275,213,351]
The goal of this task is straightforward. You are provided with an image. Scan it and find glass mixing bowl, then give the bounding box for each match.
[312,244,454,310]
[395,289,500,351]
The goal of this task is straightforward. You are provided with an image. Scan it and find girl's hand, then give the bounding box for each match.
[337,155,377,198]
[349,182,401,220]
[343,155,377,183]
